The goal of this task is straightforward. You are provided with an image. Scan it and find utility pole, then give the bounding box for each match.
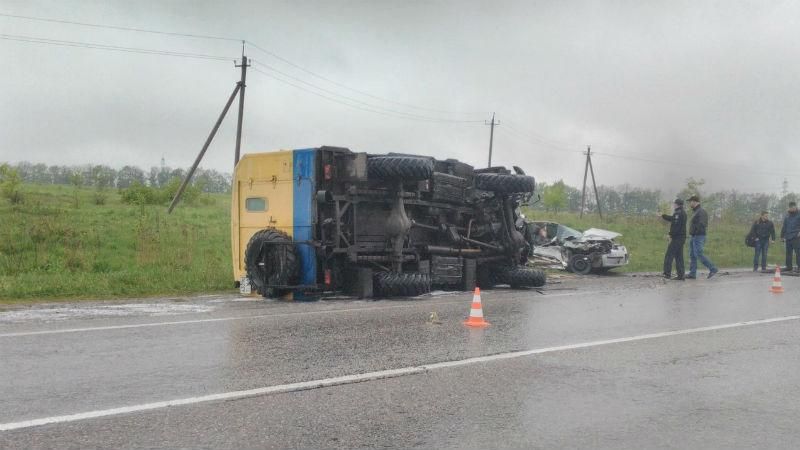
[579,145,603,219]
[234,42,249,167]
[168,83,241,213]
[486,112,499,167]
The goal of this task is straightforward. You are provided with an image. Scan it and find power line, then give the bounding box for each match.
[0,12,483,117]
[498,117,800,180]
[0,12,241,42]
[246,41,486,116]
[499,125,583,154]
[0,30,483,124]
[503,119,578,152]
[593,150,800,179]
[250,66,483,124]
[0,33,232,61]
[251,60,483,123]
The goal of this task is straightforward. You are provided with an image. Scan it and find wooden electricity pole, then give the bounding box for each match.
[234,43,249,166]
[486,112,499,167]
[579,145,603,219]
[168,49,249,213]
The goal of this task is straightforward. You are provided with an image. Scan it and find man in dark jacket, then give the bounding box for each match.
[660,198,687,280]
[749,211,775,272]
[687,195,718,279]
[781,201,800,272]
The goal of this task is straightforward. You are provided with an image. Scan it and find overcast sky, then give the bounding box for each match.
[2,0,799,195]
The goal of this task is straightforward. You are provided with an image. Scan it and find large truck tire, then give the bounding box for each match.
[244,229,298,297]
[367,156,434,181]
[475,173,536,194]
[373,272,431,297]
[504,267,547,288]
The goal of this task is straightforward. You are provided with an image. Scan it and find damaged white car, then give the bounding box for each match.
[525,221,630,274]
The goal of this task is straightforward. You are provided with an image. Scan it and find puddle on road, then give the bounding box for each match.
[0,303,215,323]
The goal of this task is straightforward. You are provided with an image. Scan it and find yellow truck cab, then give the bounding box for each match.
[231,148,317,298]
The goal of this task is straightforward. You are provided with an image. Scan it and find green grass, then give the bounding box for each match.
[0,183,232,302]
[525,210,785,273]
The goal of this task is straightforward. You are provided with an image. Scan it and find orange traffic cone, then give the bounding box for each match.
[770,266,784,294]
[463,287,490,328]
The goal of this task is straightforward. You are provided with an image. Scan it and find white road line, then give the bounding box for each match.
[2,313,798,432]
[0,291,583,338]
[0,304,447,338]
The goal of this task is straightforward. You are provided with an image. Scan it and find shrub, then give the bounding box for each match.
[119,178,201,206]
[0,164,23,204]
[120,182,160,205]
[93,190,108,205]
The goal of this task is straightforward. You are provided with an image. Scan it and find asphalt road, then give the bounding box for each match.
[2,271,800,449]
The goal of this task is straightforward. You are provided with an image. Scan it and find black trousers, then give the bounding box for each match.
[663,236,685,277]
[786,238,800,269]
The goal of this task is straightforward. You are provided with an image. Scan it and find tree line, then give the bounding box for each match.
[5,161,231,193]
[534,178,799,223]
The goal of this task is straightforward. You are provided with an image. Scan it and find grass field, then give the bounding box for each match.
[0,184,786,302]
[0,183,232,302]
[527,210,786,273]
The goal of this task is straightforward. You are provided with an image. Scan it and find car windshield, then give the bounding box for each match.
[557,224,583,240]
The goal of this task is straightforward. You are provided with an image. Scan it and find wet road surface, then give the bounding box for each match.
[2,271,799,448]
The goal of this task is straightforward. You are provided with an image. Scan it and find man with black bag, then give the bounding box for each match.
[781,201,800,273]
[659,198,687,280]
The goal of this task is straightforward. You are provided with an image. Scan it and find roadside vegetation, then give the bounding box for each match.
[1,173,794,302]
[0,182,231,302]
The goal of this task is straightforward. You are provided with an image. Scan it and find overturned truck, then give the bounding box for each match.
[232,146,545,299]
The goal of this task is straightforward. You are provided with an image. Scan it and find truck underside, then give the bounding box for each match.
[238,147,545,299]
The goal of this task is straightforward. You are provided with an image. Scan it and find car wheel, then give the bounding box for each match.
[568,254,592,275]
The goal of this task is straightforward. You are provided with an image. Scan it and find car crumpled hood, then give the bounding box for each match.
[580,228,622,241]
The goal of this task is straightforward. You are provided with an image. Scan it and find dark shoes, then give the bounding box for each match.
[672,276,685,281]
[684,270,716,279]
[663,273,671,279]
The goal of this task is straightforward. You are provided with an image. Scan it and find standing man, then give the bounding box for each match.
[659,198,687,280]
[749,211,775,272]
[687,195,718,279]
[780,201,800,273]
